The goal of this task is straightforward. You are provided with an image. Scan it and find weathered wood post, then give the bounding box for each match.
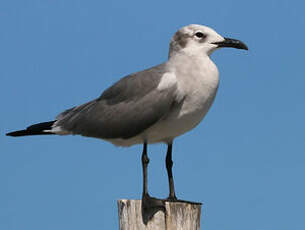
[118,199,202,230]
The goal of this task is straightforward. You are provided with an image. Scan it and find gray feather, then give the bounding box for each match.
[55,64,177,139]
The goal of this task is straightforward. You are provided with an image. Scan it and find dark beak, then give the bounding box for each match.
[212,37,248,50]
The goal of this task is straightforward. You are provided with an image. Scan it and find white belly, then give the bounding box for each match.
[108,55,219,146]
[109,87,218,147]
[144,83,218,143]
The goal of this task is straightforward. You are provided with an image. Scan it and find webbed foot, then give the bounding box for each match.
[141,194,165,225]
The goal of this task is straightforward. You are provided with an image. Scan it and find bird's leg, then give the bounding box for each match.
[141,142,165,225]
[166,142,177,201]
[164,142,203,206]
[142,142,149,197]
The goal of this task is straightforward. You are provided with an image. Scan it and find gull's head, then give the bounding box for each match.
[169,24,248,58]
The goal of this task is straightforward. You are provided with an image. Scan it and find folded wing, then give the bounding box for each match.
[54,64,178,139]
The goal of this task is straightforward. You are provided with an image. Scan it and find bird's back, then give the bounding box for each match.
[53,63,178,143]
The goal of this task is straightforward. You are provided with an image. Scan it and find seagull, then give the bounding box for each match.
[6,24,248,224]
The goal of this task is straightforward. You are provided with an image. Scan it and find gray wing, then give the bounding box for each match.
[55,64,177,139]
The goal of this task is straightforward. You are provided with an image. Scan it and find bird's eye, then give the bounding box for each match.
[195,32,206,38]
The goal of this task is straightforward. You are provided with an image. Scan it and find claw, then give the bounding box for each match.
[165,195,178,202]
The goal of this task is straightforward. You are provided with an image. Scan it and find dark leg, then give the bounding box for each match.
[142,142,149,196]
[164,142,202,205]
[166,141,177,201]
[141,142,165,224]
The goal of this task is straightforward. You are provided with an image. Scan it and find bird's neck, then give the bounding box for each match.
[167,52,219,92]
[168,52,216,72]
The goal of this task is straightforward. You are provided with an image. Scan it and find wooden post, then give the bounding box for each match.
[118,199,201,230]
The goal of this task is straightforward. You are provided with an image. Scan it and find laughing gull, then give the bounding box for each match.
[6,24,248,224]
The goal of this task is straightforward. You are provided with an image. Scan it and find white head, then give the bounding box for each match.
[169,24,248,58]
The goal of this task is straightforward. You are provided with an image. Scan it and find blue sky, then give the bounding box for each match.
[1,0,305,229]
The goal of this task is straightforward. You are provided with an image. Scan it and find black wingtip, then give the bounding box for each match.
[6,120,56,137]
[6,129,55,137]
[6,130,28,137]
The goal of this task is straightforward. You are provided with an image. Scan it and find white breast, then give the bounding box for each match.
[108,56,219,146]
[144,56,219,143]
